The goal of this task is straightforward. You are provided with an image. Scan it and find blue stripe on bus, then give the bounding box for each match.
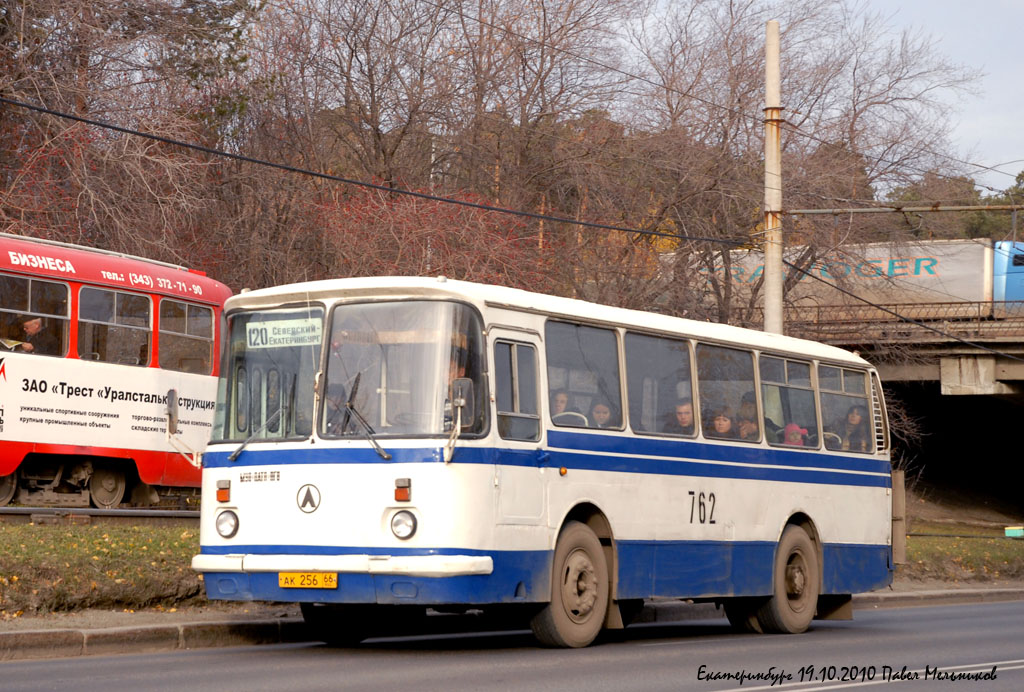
[204,438,890,488]
[199,541,890,605]
[547,430,889,475]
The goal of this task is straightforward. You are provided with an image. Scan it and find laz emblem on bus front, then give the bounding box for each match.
[297,484,321,513]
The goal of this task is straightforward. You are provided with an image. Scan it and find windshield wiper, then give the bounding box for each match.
[228,407,282,462]
[339,372,391,460]
[344,400,392,460]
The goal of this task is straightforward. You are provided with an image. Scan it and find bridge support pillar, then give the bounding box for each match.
[939,355,1024,395]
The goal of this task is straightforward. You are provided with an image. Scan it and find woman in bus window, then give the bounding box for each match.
[840,405,871,452]
[705,407,736,439]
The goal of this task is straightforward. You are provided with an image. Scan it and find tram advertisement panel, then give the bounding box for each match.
[0,352,216,468]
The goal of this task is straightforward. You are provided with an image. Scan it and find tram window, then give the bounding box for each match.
[159,299,213,374]
[820,365,873,453]
[78,287,151,366]
[545,322,622,430]
[0,273,69,356]
[494,341,540,441]
[761,355,818,448]
[625,332,695,437]
[695,344,756,441]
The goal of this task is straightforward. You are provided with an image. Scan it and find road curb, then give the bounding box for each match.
[3,589,1023,661]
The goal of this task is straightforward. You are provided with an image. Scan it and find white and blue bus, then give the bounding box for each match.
[192,276,893,647]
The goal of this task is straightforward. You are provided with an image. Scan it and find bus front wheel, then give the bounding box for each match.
[756,525,819,633]
[531,520,609,648]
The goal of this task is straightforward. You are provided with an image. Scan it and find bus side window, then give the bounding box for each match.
[695,343,756,441]
[545,322,622,430]
[625,332,695,437]
[820,366,873,453]
[761,356,818,448]
[494,341,540,441]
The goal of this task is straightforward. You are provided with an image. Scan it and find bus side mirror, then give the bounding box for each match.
[166,388,179,435]
[452,378,475,429]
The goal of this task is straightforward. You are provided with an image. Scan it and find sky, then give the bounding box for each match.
[864,0,1023,194]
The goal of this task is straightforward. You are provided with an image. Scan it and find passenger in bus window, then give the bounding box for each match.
[551,389,570,416]
[838,405,870,452]
[8,315,60,355]
[737,414,759,441]
[706,407,735,439]
[783,423,807,446]
[738,391,780,438]
[589,399,617,428]
[551,389,588,426]
[662,399,695,435]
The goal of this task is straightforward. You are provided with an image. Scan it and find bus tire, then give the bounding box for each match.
[756,525,819,633]
[530,520,609,648]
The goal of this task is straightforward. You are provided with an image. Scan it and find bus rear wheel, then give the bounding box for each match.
[89,467,126,508]
[756,525,819,633]
[530,520,609,648]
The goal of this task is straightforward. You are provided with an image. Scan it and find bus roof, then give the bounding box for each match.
[227,275,870,367]
[1,233,232,305]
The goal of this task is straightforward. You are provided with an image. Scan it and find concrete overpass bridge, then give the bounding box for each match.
[783,301,1024,397]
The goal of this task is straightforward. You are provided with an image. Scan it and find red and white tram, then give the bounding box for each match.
[0,233,232,507]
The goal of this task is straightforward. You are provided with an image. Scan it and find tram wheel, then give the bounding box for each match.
[0,472,17,507]
[530,520,609,648]
[756,525,819,634]
[89,467,126,508]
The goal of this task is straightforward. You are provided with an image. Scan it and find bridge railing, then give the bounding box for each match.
[771,301,1024,344]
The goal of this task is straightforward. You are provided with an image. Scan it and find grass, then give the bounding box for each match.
[0,522,204,619]
[2,519,1023,619]
[899,520,1024,582]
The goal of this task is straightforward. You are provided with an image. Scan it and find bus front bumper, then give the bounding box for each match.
[192,553,494,578]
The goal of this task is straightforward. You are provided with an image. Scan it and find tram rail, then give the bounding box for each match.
[0,505,199,526]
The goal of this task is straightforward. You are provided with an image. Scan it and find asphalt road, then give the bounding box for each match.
[3,601,1023,691]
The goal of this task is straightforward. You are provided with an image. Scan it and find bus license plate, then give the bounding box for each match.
[278,572,338,589]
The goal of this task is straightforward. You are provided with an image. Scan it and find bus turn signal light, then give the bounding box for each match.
[216,479,230,503]
[395,478,411,502]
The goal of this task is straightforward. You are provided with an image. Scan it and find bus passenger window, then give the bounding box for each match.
[820,366,873,453]
[159,300,213,374]
[545,322,622,430]
[761,356,818,448]
[78,287,151,366]
[0,273,69,356]
[695,344,755,441]
[494,341,540,441]
[625,332,695,437]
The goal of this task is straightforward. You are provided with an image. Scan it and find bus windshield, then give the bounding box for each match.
[322,301,484,438]
[212,306,324,442]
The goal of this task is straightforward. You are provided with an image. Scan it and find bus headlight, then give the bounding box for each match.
[390,510,417,540]
[216,510,239,538]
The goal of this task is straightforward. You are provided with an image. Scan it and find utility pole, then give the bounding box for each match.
[763,20,784,334]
